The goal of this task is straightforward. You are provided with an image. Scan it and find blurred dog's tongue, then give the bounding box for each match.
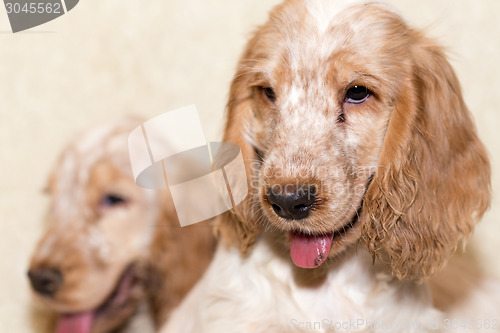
[56,312,94,333]
[289,231,333,268]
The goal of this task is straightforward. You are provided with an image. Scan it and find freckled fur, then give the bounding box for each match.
[162,1,496,332]
[29,118,216,332]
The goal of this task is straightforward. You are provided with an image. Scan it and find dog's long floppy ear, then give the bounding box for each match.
[214,43,263,254]
[362,32,491,280]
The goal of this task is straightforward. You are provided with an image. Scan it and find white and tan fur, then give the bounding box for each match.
[161,1,499,332]
[28,117,216,333]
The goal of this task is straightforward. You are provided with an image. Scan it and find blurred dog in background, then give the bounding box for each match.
[28,117,216,333]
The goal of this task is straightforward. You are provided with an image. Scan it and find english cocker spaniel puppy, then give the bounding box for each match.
[28,118,216,333]
[161,1,498,332]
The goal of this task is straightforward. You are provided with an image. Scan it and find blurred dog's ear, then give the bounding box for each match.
[362,32,491,280]
[149,188,216,324]
[43,167,56,195]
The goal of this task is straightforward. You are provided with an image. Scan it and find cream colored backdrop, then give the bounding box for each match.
[0,1,498,332]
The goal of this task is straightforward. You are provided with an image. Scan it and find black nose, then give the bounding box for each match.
[266,185,316,220]
[28,268,63,296]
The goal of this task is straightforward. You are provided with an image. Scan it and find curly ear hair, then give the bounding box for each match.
[214,36,264,254]
[362,32,491,280]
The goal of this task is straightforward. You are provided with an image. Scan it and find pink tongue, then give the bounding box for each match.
[289,231,333,268]
[56,311,94,333]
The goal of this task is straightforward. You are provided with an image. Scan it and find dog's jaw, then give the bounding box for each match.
[55,264,144,333]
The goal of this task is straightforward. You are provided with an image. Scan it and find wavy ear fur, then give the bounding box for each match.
[363,32,491,280]
[214,38,263,254]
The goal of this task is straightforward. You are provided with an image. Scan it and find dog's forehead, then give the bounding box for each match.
[258,0,406,79]
[52,118,140,197]
[290,0,403,37]
[303,0,367,34]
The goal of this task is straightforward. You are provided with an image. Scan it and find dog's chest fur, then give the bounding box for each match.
[162,233,441,333]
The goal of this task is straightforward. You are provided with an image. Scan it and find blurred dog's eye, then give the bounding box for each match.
[100,194,127,207]
[345,86,371,104]
[260,86,276,102]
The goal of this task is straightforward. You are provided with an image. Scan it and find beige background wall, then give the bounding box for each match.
[0,0,498,332]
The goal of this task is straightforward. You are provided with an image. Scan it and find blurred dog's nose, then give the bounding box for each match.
[266,185,316,220]
[28,268,63,296]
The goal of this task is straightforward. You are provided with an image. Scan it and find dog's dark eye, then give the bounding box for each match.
[261,87,276,103]
[100,194,127,207]
[345,86,371,104]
